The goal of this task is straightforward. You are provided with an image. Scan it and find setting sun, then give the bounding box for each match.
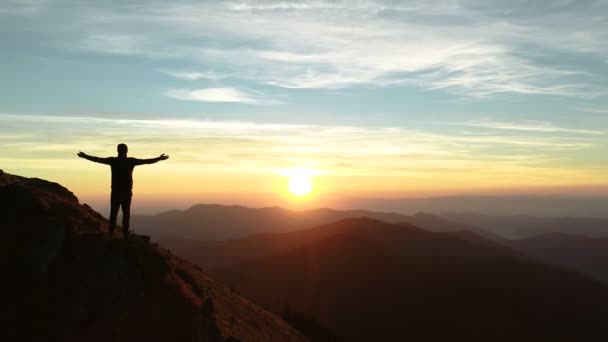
[281,167,321,197]
[289,175,313,196]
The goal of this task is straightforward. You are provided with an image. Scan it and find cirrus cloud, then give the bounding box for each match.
[14,0,607,98]
[165,87,275,105]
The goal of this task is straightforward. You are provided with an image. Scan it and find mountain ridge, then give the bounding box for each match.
[339,195,608,218]
[156,216,515,271]
[131,203,494,241]
[134,203,608,243]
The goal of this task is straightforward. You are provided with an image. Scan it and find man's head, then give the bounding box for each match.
[117,143,128,157]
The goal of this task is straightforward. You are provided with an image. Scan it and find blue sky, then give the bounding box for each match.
[1,0,607,205]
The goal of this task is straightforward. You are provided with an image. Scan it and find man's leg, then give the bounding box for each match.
[121,194,132,236]
[109,193,120,234]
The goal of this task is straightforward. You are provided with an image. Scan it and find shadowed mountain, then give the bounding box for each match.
[406,212,503,241]
[135,206,503,271]
[443,213,608,239]
[156,216,510,271]
[211,218,608,342]
[0,170,306,342]
[510,233,608,284]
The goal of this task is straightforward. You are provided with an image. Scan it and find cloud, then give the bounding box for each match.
[0,0,46,15]
[3,113,606,197]
[225,1,348,11]
[162,70,230,80]
[81,33,147,56]
[461,121,602,135]
[15,0,607,98]
[165,87,274,105]
[0,113,598,173]
[575,106,608,115]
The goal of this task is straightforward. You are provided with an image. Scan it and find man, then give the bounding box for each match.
[78,143,169,236]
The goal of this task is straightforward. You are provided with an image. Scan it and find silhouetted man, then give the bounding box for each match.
[78,144,169,236]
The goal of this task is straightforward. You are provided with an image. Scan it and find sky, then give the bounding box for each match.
[1,0,608,211]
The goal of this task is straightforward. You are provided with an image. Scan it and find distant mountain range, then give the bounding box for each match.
[155,215,510,271]
[133,203,608,242]
[338,195,608,218]
[132,205,414,241]
[211,218,608,341]
[141,203,608,261]
[0,172,305,341]
[444,213,608,239]
[134,204,608,286]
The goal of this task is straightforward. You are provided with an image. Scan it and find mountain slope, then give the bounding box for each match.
[156,217,512,270]
[510,233,608,284]
[405,212,504,241]
[0,171,306,342]
[212,219,608,341]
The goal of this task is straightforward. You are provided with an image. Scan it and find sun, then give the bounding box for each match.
[281,167,319,197]
[288,175,313,196]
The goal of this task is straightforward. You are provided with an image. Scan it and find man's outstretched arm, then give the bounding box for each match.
[77,151,111,164]
[133,153,169,166]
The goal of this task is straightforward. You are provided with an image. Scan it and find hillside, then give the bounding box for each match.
[0,170,307,342]
[510,233,608,284]
[211,219,608,341]
[406,212,503,241]
[157,217,512,271]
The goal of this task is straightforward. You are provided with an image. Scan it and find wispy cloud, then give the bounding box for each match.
[0,0,46,15]
[0,113,598,171]
[16,0,607,98]
[80,33,147,56]
[165,87,274,105]
[576,106,608,115]
[2,113,606,196]
[162,70,230,81]
[461,121,603,135]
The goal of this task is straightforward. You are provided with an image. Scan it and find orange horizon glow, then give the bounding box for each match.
[2,115,608,212]
[4,164,608,215]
